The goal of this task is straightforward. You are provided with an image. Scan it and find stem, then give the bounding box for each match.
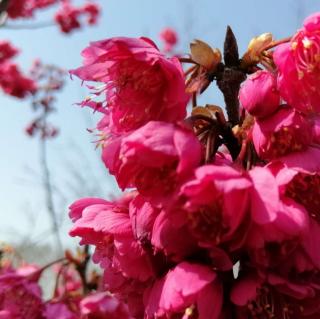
[2,21,55,30]
[205,131,214,163]
[26,257,67,281]
[40,119,63,254]
[216,67,246,126]
[179,57,197,64]
[39,257,67,274]
[192,92,197,108]
[260,58,275,72]
[184,65,197,77]
[221,125,241,160]
[75,245,90,294]
[265,36,291,50]
[53,262,66,298]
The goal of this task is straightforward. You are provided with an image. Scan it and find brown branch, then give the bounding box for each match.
[0,0,9,15]
[216,67,246,126]
[75,245,91,294]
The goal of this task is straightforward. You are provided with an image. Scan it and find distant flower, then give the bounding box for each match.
[80,292,131,319]
[0,266,44,319]
[54,1,100,34]
[159,27,178,52]
[0,63,37,98]
[0,41,19,64]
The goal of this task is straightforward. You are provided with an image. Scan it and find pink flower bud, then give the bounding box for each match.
[239,70,280,118]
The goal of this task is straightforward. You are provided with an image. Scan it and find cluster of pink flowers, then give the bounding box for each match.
[25,60,66,139]
[0,247,131,318]
[64,11,320,319]
[6,0,56,19]
[5,0,100,34]
[0,41,36,98]
[54,1,100,34]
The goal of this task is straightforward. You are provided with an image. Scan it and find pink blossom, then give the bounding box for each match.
[151,208,198,261]
[102,270,147,319]
[312,115,320,144]
[54,2,81,33]
[0,62,37,98]
[53,264,82,298]
[44,302,77,319]
[274,12,320,114]
[239,70,280,118]
[267,155,320,269]
[231,271,320,318]
[80,292,131,319]
[70,37,189,132]
[270,151,320,221]
[129,195,159,243]
[54,1,100,33]
[144,262,222,319]
[181,164,252,250]
[252,105,312,159]
[69,194,155,282]
[69,197,110,222]
[30,0,57,10]
[82,2,100,25]
[0,267,44,319]
[6,0,57,19]
[104,121,202,198]
[0,41,19,63]
[6,0,33,18]
[245,165,310,269]
[159,27,178,52]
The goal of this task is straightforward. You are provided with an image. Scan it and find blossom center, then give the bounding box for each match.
[285,173,320,222]
[265,125,305,157]
[247,286,295,319]
[292,31,320,78]
[188,198,228,246]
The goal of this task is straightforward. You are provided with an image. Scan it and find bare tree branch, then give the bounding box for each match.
[0,0,9,15]
[40,123,63,254]
[3,21,55,30]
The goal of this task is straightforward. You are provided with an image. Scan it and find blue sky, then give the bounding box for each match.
[0,0,319,249]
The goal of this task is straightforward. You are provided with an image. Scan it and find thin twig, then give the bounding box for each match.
[2,21,55,30]
[76,245,90,294]
[179,57,196,64]
[40,118,63,254]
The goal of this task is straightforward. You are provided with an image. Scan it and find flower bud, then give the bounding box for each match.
[239,70,280,118]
